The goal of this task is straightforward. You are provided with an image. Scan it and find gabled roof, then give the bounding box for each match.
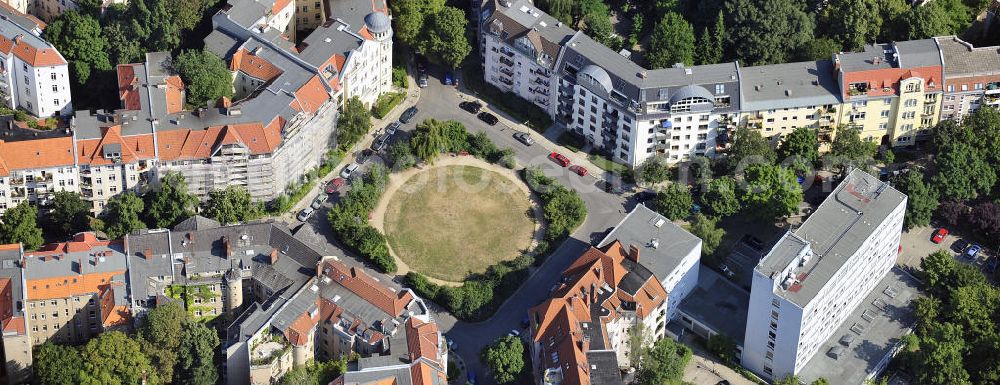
[231,48,284,83]
[75,125,156,166]
[319,260,414,317]
[117,64,143,110]
[0,136,76,176]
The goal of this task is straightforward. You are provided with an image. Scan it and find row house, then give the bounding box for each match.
[739,60,843,148]
[0,129,77,212]
[742,170,907,381]
[0,3,71,117]
[935,36,1000,121]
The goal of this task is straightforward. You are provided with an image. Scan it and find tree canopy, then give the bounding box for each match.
[687,213,725,261]
[34,342,83,385]
[411,119,448,162]
[419,7,471,68]
[0,202,44,250]
[174,49,234,109]
[203,186,263,224]
[337,96,372,151]
[648,12,695,68]
[102,192,146,240]
[723,0,815,65]
[777,127,819,165]
[80,331,159,385]
[44,11,112,84]
[739,164,803,220]
[822,0,882,51]
[146,172,199,229]
[701,177,741,217]
[635,338,692,385]
[653,183,693,220]
[482,335,525,384]
[892,171,939,229]
[727,126,776,171]
[42,191,92,238]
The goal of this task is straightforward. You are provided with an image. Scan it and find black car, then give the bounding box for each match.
[356,149,374,163]
[477,112,499,126]
[952,239,969,254]
[385,121,401,136]
[371,134,391,152]
[460,101,482,114]
[399,107,418,124]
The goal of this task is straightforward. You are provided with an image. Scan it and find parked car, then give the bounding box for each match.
[513,132,534,146]
[953,239,969,254]
[385,121,401,136]
[444,71,454,85]
[569,165,588,176]
[324,178,345,194]
[340,163,360,179]
[310,196,325,210]
[548,152,570,167]
[296,207,315,222]
[399,107,418,123]
[418,73,428,88]
[477,112,499,126]
[371,133,390,152]
[356,149,373,163]
[446,338,457,351]
[965,244,983,260]
[931,228,949,244]
[416,56,427,73]
[460,101,482,114]
[719,264,735,278]
[600,179,623,194]
[741,234,765,251]
[507,329,520,337]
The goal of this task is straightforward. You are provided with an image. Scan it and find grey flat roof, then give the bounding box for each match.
[741,61,842,111]
[895,39,943,68]
[0,247,23,319]
[935,36,1000,77]
[798,268,919,385]
[837,44,896,72]
[598,204,701,283]
[678,266,750,344]
[757,170,907,307]
[586,351,625,385]
[25,242,127,280]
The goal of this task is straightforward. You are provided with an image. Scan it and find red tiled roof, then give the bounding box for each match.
[285,309,319,346]
[164,75,185,114]
[155,123,281,161]
[291,75,330,114]
[11,36,65,67]
[231,48,283,83]
[320,260,414,316]
[271,0,292,14]
[0,137,76,177]
[76,125,156,166]
[406,318,441,364]
[117,64,142,110]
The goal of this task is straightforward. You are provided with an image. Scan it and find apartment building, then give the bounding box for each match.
[741,169,906,381]
[935,36,1000,121]
[528,204,701,385]
[0,124,78,212]
[0,244,29,385]
[294,0,326,35]
[740,61,843,147]
[0,3,71,118]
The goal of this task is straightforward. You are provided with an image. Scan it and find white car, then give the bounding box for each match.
[340,163,360,179]
[296,207,315,222]
[507,329,520,337]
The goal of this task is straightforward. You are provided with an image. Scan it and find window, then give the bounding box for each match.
[883,98,892,105]
[947,85,955,92]
[53,99,59,106]
[904,99,917,107]
[715,84,725,94]
[52,85,57,92]
[881,110,890,117]
[962,84,969,91]
[50,73,56,81]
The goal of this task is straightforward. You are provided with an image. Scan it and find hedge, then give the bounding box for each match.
[371,92,406,119]
[327,165,396,273]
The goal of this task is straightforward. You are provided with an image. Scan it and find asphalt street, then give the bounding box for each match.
[290,71,634,384]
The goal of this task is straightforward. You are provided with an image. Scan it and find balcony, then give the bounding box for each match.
[529,87,549,97]
[498,77,513,86]
[10,188,25,198]
[498,57,514,67]
[9,177,23,186]
[500,49,514,58]
[533,97,549,107]
[499,68,514,77]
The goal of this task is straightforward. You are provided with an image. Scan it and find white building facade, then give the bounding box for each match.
[741,170,906,381]
[0,5,72,117]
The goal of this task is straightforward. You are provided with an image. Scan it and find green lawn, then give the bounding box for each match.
[587,153,628,174]
[384,166,534,282]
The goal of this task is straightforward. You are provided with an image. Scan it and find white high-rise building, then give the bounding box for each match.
[741,169,906,381]
[0,3,71,117]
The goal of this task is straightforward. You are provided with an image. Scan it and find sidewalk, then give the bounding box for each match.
[283,65,423,219]
[453,90,612,183]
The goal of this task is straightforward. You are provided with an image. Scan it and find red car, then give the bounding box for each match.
[549,152,570,167]
[324,178,345,194]
[569,165,588,176]
[931,228,949,244]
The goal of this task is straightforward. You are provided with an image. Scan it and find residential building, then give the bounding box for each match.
[0,3,71,117]
[935,36,1000,121]
[741,169,906,381]
[740,61,843,147]
[0,123,78,213]
[294,0,326,35]
[528,204,701,385]
[834,40,944,147]
[0,244,29,385]
[21,232,130,346]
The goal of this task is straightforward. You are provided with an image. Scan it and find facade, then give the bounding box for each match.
[741,169,906,381]
[935,36,1000,121]
[739,60,843,147]
[0,124,78,212]
[528,204,701,385]
[0,3,71,118]
[0,244,29,385]
[294,0,326,35]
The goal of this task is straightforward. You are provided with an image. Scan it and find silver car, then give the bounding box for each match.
[340,163,359,179]
[310,196,325,210]
[296,207,315,222]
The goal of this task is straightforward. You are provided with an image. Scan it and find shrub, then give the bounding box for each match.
[371,92,406,119]
[524,167,587,242]
[392,66,408,89]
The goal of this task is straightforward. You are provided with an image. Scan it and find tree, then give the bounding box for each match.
[80,331,159,385]
[739,164,803,220]
[723,0,814,65]
[580,0,614,46]
[823,0,881,51]
[905,2,957,40]
[277,358,348,385]
[775,375,803,385]
[174,49,234,108]
[653,183,693,220]
[146,172,199,229]
[165,0,208,31]
[647,12,695,68]
[481,335,525,384]
[727,126,776,170]
[141,0,181,51]
[337,96,372,150]
[34,342,82,385]
[175,320,219,385]
[937,200,968,227]
[635,338,691,384]
[411,119,448,162]
[538,0,574,26]
[707,334,738,363]
[635,157,672,184]
[203,186,262,224]
[892,171,939,229]
[932,141,996,200]
[0,202,44,250]
[43,191,91,237]
[811,378,831,385]
[389,0,445,46]
[419,7,471,69]
[44,11,112,84]
[970,202,1000,241]
[388,140,416,170]
[828,125,877,168]
[696,12,725,65]
[139,302,186,382]
[796,37,843,61]
[701,177,741,217]
[103,21,143,65]
[914,322,971,385]
[777,127,819,164]
[102,192,146,240]
[688,213,725,261]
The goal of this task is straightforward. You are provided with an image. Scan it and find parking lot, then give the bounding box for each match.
[898,226,996,277]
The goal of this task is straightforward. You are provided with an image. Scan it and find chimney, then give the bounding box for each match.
[222,237,232,258]
[833,56,841,73]
[628,245,640,263]
[143,248,152,260]
[270,249,279,264]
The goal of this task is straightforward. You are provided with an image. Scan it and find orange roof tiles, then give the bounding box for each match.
[406,318,441,364]
[291,75,331,114]
[0,137,75,177]
[285,309,319,346]
[271,0,292,14]
[164,75,185,114]
[117,64,142,110]
[0,244,19,251]
[231,48,283,83]
[2,316,24,335]
[25,272,124,300]
[76,126,156,166]
[11,36,65,67]
[155,123,281,161]
[320,260,414,316]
